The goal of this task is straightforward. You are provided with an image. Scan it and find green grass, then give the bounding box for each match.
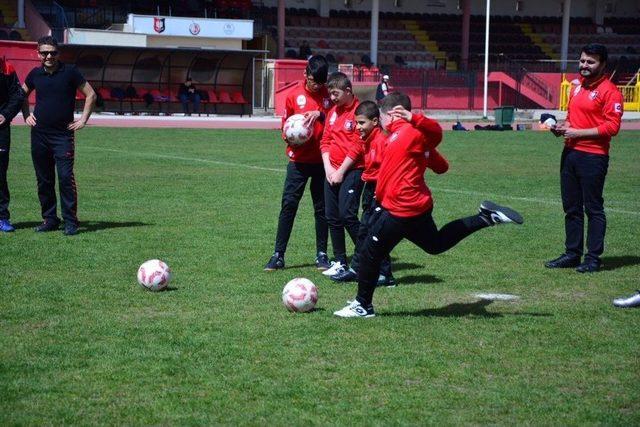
[1,126,639,425]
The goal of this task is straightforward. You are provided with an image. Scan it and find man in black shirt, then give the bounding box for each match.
[0,58,25,232]
[22,36,96,235]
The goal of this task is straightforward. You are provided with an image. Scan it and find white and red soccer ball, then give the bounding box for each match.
[283,114,312,146]
[137,259,171,291]
[282,278,318,312]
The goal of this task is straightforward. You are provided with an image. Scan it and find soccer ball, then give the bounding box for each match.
[137,259,171,291]
[282,278,318,312]
[283,114,312,146]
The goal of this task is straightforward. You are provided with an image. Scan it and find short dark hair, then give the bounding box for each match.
[306,55,328,84]
[355,101,379,120]
[380,92,411,113]
[37,36,58,47]
[581,43,608,63]
[327,72,352,91]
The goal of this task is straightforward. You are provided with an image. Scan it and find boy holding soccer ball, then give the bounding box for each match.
[334,93,524,318]
[264,55,332,271]
[319,72,365,276]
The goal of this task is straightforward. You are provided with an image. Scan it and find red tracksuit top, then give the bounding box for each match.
[361,127,386,183]
[565,76,624,155]
[320,97,364,169]
[376,114,443,217]
[282,80,332,163]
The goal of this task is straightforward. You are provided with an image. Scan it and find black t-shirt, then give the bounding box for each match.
[25,63,86,132]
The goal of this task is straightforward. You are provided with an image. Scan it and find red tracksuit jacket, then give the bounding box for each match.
[320,97,364,169]
[375,114,443,217]
[565,76,624,155]
[282,80,332,163]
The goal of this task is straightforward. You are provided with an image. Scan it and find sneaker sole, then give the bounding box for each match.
[481,201,524,224]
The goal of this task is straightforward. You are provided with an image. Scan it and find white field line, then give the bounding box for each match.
[85,146,640,216]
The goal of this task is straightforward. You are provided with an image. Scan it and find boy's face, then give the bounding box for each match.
[329,87,352,107]
[355,114,379,139]
[379,110,393,131]
[304,70,322,93]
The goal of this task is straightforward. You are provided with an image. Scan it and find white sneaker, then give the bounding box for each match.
[322,261,346,276]
[333,300,375,318]
[613,291,640,308]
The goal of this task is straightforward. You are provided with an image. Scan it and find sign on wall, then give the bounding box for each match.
[128,14,253,39]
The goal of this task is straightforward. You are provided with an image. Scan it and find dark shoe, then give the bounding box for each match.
[264,252,285,271]
[613,290,640,308]
[63,224,79,236]
[331,268,357,282]
[315,251,331,270]
[545,254,580,269]
[34,220,60,232]
[0,219,15,232]
[376,274,396,287]
[576,260,600,273]
[479,200,523,225]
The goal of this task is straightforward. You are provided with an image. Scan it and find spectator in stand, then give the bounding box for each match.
[375,75,390,104]
[545,44,624,273]
[178,77,200,116]
[299,40,312,59]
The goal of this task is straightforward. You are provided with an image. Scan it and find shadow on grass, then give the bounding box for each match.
[600,256,640,271]
[397,274,443,286]
[390,262,424,272]
[285,263,317,269]
[13,220,150,233]
[387,299,552,318]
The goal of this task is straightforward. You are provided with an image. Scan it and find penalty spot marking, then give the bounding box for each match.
[85,146,640,216]
[474,293,520,301]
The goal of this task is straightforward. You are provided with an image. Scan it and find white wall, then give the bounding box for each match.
[260,0,640,18]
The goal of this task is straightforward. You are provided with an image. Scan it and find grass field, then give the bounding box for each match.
[1,126,639,425]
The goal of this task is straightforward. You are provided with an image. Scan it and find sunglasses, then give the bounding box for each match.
[38,51,59,57]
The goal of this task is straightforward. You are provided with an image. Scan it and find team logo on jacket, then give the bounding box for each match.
[389,132,399,142]
[329,111,337,125]
[153,17,165,33]
[296,95,307,108]
[344,120,354,131]
[614,103,622,113]
[589,90,598,100]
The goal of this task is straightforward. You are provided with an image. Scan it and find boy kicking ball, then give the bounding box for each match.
[334,93,523,318]
[330,101,450,287]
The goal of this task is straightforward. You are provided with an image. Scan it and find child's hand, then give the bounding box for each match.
[389,105,412,122]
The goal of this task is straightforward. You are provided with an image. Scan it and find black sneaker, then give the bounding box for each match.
[479,201,523,225]
[545,254,580,269]
[63,224,79,236]
[264,252,285,271]
[576,260,601,273]
[34,220,60,232]
[315,251,331,270]
[331,268,357,282]
[376,274,396,287]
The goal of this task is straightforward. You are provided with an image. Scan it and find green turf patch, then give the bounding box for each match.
[1,127,638,424]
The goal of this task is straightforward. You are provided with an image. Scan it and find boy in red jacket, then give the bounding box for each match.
[334,93,524,318]
[330,100,450,286]
[264,55,332,271]
[319,72,364,275]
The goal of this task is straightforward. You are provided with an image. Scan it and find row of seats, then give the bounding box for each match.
[286,27,413,42]
[83,86,249,115]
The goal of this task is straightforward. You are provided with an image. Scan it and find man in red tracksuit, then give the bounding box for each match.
[545,44,624,273]
[330,100,450,286]
[334,93,524,318]
[319,72,364,276]
[264,55,332,271]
